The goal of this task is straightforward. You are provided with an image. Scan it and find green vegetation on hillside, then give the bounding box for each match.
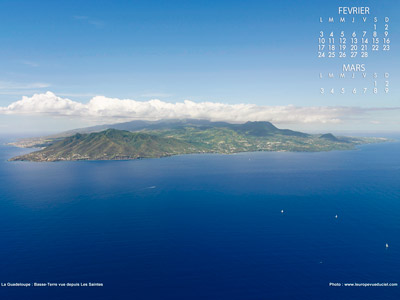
[9,121,388,162]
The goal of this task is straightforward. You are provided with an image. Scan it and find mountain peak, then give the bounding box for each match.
[319,133,340,142]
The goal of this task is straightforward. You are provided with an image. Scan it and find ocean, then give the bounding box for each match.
[0,136,399,299]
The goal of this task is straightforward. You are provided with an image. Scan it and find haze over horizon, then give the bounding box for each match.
[0,91,399,135]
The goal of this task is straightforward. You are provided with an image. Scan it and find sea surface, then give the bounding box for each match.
[0,135,399,300]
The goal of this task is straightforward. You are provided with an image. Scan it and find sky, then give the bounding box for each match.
[0,0,399,134]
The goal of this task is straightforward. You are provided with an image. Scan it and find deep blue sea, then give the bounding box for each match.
[0,135,399,300]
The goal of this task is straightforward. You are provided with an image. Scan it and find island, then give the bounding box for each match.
[8,120,388,162]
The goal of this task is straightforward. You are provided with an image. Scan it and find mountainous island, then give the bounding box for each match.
[8,119,388,162]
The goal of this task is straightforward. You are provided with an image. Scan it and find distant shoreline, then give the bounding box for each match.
[7,120,391,162]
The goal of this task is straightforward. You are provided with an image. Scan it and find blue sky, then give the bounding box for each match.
[0,0,399,133]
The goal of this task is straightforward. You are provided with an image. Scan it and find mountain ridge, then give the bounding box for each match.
[9,120,388,162]
[9,120,308,148]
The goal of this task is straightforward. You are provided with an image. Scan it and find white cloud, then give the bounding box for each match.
[0,91,399,125]
[73,15,89,20]
[0,92,86,116]
[19,60,39,67]
[0,81,50,90]
[73,15,104,28]
[140,92,173,98]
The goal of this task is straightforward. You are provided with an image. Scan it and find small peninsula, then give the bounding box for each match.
[9,120,388,162]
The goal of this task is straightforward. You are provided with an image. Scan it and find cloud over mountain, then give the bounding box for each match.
[0,91,398,125]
